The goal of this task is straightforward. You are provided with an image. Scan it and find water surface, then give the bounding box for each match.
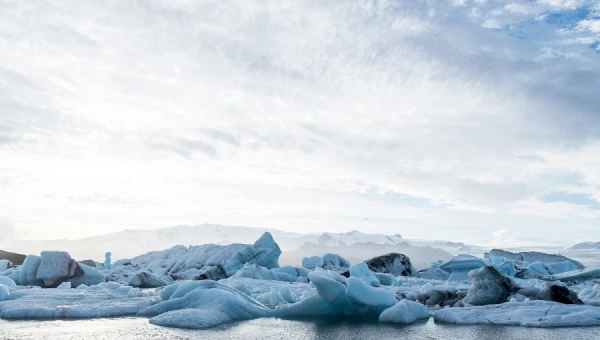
[2,317,599,340]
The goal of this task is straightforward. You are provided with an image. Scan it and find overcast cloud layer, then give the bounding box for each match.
[1,0,600,246]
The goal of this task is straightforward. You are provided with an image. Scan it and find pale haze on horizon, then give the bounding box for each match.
[1,0,600,249]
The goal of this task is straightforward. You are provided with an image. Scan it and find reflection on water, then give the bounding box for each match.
[1,316,599,340]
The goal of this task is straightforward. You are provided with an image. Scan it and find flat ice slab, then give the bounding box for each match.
[433,300,600,327]
[0,285,159,319]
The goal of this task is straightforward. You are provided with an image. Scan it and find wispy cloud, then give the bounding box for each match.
[0,0,599,243]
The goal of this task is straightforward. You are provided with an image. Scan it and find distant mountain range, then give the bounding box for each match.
[6,223,600,267]
[570,242,600,250]
[6,224,478,265]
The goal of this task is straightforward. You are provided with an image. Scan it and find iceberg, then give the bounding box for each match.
[349,262,380,287]
[440,255,487,282]
[417,268,450,280]
[540,264,600,282]
[379,299,430,324]
[107,232,282,286]
[302,256,324,270]
[137,280,269,329]
[364,253,416,277]
[36,251,82,288]
[0,283,158,319]
[537,285,582,304]
[462,266,518,306]
[433,300,600,327]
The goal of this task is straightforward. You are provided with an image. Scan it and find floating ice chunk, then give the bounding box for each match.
[138,280,268,329]
[127,270,167,288]
[418,268,450,280]
[421,283,435,294]
[36,251,82,287]
[105,252,112,270]
[302,256,324,270]
[364,253,416,277]
[76,284,89,290]
[486,250,584,269]
[308,268,349,305]
[433,300,600,327]
[417,284,463,307]
[462,266,518,306]
[256,287,297,307]
[0,276,16,288]
[537,285,582,304]
[57,282,72,289]
[0,260,12,272]
[349,262,380,287]
[0,285,9,301]
[374,273,395,286]
[578,284,600,306]
[222,232,281,277]
[542,264,600,282]
[440,255,487,282]
[322,253,350,270]
[379,299,429,324]
[0,286,158,319]
[231,264,299,282]
[68,263,105,288]
[127,287,142,298]
[18,255,43,286]
[346,277,396,309]
[494,260,517,277]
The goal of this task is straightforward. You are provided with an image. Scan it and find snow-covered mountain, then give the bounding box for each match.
[10,223,599,267]
[8,224,453,263]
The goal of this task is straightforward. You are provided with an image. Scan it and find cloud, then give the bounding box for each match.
[0,0,599,242]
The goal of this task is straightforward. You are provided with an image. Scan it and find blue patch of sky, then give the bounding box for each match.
[495,7,592,40]
[540,191,600,209]
[545,8,591,28]
[590,41,600,54]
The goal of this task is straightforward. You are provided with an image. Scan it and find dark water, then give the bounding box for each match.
[1,317,600,340]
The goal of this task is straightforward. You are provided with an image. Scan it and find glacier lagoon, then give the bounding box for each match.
[2,317,600,340]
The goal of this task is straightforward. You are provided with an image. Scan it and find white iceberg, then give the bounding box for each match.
[379,299,430,324]
[137,280,269,329]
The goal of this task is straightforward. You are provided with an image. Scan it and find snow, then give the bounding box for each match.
[379,299,430,324]
[440,255,487,282]
[349,262,380,287]
[0,284,158,319]
[433,300,600,327]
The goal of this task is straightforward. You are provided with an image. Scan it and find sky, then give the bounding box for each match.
[1,0,600,247]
